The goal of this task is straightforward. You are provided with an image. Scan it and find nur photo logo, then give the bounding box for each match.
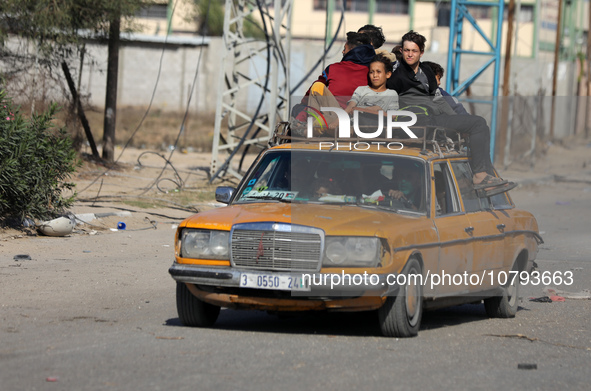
[306,107,420,139]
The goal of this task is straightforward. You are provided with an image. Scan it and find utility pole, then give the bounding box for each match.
[587,0,591,138]
[102,16,121,162]
[549,0,564,140]
[497,0,516,165]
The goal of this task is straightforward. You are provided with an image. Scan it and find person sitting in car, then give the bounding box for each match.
[386,161,424,210]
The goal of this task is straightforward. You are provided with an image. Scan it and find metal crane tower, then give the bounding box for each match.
[210,0,292,182]
[446,0,505,156]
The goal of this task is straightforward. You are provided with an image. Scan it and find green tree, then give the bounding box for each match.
[0,0,147,162]
[192,0,264,39]
[0,90,78,223]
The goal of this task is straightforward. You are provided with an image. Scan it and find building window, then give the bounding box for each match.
[313,0,409,15]
[136,3,169,19]
[466,4,534,23]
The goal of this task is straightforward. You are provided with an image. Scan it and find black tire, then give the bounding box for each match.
[176,282,220,327]
[484,266,519,318]
[378,257,423,338]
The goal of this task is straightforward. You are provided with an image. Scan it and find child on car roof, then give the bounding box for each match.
[345,54,399,116]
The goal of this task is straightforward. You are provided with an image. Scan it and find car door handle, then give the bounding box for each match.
[497,224,506,231]
[464,226,474,234]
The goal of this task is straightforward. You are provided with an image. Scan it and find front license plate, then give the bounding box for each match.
[239,272,310,291]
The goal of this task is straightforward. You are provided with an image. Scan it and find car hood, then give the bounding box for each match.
[180,202,424,237]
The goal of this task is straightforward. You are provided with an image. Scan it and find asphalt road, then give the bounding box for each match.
[1,180,590,391]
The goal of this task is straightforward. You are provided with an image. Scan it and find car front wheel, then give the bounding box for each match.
[176,282,221,327]
[378,257,423,337]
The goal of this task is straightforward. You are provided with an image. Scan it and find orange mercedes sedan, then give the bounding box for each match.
[169,138,541,337]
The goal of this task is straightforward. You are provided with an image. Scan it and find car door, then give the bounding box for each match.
[431,161,474,296]
[450,161,505,292]
[481,188,520,275]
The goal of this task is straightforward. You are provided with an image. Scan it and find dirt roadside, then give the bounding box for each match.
[1,146,254,246]
[1,138,590,250]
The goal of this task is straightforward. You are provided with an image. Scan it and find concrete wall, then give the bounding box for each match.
[72,35,576,107]
[75,36,223,114]
[1,34,581,143]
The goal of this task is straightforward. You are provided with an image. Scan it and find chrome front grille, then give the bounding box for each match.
[231,223,323,272]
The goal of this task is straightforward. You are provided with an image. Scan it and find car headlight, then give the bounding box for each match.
[181,229,230,260]
[323,237,380,267]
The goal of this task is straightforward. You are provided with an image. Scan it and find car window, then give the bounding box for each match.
[235,150,427,213]
[450,161,482,213]
[478,191,512,210]
[433,162,460,216]
[488,192,512,209]
[482,175,513,209]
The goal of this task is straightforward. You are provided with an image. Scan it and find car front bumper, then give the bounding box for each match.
[169,262,398,306]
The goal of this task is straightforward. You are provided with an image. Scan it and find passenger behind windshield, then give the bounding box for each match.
[386,161,423,210]
[311,177,342,199]
[236,151,425,212]
[360,159,424,211]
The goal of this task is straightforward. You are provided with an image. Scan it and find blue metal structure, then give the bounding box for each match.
[445,0,505,157]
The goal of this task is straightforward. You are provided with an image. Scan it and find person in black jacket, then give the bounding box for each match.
[421,61,469,115]
[386,31,514,195]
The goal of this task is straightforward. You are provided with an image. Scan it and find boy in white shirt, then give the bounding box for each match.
[345,54,399,115]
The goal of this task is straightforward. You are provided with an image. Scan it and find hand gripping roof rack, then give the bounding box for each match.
[271,121,466,157]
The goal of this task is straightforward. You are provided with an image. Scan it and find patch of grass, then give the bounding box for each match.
[18,101,217,153]
[84,106,217,153]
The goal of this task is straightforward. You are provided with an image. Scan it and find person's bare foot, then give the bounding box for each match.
[473,172,491,185]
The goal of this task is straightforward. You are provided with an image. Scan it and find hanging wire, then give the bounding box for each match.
[236,0,346,172]
[77,0,181,195]
[209,0,272,182]
[138,0,213,195]
[289,0,347,95]
[78,0,214,200]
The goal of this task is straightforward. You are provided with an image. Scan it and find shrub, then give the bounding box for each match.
[0,90,79,224]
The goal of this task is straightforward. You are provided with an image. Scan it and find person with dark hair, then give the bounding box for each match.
[391,45,402,72]
[387,30,515,195]
[346,54,399,115]
[422,60,444,79]
[421,60,469,115]
[308,31,374,110]
[358,24,385,48]
[358,24,396,62]
[387,160,424,210]
[391,45,403,61]
[292,32,375,134]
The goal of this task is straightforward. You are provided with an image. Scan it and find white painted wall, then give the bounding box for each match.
[1,34,580,141]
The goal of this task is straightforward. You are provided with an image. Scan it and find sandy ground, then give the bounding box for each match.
[1,137,589,244]
[1,145,256,243]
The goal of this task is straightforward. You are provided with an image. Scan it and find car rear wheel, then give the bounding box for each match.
[176,282,220,327]
[484,265,519,318]
[378,257,423,338]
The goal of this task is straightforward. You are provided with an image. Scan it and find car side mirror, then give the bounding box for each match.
[215,187,235,204]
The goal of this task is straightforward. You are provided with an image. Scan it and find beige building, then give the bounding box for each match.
[133,0,588,60]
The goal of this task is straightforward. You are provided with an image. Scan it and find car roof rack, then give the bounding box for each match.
[270,121,466,157]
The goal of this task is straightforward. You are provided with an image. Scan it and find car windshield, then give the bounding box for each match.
[235,150,427,213]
